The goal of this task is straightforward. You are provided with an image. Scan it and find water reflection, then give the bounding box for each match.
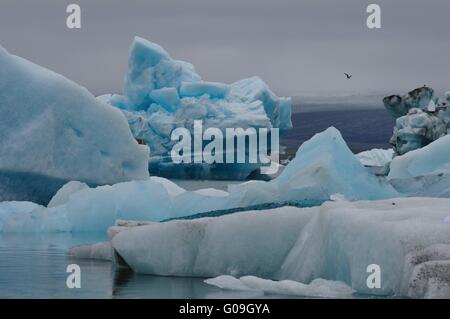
[0,233,291,299]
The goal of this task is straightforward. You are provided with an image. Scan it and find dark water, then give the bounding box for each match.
[282,108,395,156]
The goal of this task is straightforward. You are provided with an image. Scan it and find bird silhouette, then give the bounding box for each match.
[344,73,352,79]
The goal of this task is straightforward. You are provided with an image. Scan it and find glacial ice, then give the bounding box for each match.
[0,127,400,233]
[391,108,446,155]
[388,135,450,180]
[101,37,292,179]
[383,86,437,118]
[47,181,89,208]
[0,45,149,204]
[67,241,113,261]
[179,82,230,99]
[272,127,398,202]
[123,37,201,110]
[356,149,394,167]
[112,198,450,298]
[383,87,450,155]
[204,275,354,298]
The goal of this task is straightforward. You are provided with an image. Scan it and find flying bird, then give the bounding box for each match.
[344,73,352,79]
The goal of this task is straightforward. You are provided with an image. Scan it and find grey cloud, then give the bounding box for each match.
[0,0,449,99]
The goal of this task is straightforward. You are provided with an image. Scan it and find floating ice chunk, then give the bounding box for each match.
[205,275,354,298]
[102,38,292,179]
[47,181,89,208]
[179,81,230,99]
[383,87,450,155]
[274,127,398,201]
[390,108,446,155]
[383,86,437,118]
[112,198,450,297]
[0,45,149,204]
[329,193,347,202]
[67,241,113,261]
[0,127,403,233]
[388,135,450,179]
[356,148,394,167]
[204,275,260,292]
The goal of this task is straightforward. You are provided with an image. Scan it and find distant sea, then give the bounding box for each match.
[281,104,395,157]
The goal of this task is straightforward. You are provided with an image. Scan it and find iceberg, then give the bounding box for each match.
[390,108,446,155]
[388,135,450,180]
[272,127,398,202]
[0,45,149,205]
[111,198,450,297]
[356,148,394,167]
[204,275,354,298]
[383,86,437,118]
[383,87,450,155]
[101,37,292,179]
[0,127,400,233]
[389,173,450,198]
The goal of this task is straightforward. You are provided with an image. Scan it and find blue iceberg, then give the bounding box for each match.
[100,37,292,179]
[0,45,149,205]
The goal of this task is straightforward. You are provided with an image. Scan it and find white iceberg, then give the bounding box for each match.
[112,198,450,297]
[356,148,394,167]
[204,275,354,298]
[0,45,149,204]
[388,135,450,180]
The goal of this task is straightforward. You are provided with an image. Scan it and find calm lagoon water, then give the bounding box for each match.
[0,233,299,299]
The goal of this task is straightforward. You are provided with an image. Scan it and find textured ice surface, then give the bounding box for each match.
[272,127,398,202]
[383,87,450,155]
[356,149,394,167]
[101,37,292,179]
[112,198,450,297]
[383,87,437,118]
[391,108,446,155]
[123,37,200,110]
[0,127,401,233]
[0,46,149,204]
[67,241,113,261]
[204,275,354,298]
[390,174,450,198]
[388,135,450,180]
[179,81,230,99]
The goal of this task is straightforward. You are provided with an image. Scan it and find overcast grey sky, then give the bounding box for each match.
[1,0,449,100]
